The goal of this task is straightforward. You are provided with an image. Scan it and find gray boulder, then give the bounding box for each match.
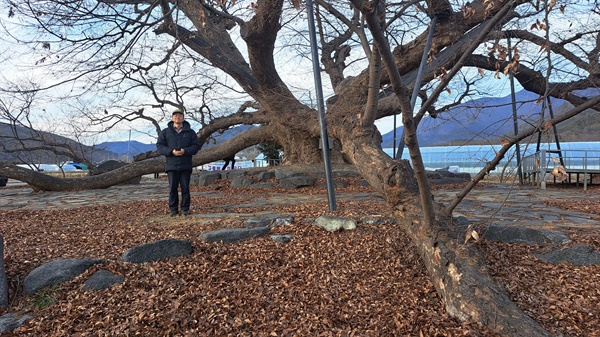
[360,216,390,225]
[23,258,105,295]
[482,224,571,245]
[222,170,246,180]
[231,177,255,188]
[275,170,304,179]
[122,239,193,263]
[244,214,294,228]
[271,235,294,243]
[257,171,276,181]
[0,313,33,334]
[0,236,7,308]
[200,227,271,243]
[315,216,357,232]
[82,270,125,291]
[196,171,222,186]
[426,169,471,184]
[315,180,349,189]
[333,171,360,178]
[355,179,370,186]
[250,182,278,189]
[453,216,471,227]
[534,245,600,266]
[279,176,316,189]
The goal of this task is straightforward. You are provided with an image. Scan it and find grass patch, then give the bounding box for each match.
[30,285,60,309]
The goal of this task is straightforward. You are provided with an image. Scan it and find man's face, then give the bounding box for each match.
[172,113,184,124]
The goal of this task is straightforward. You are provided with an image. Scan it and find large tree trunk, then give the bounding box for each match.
[337,130,551,335]
[401,214,551,336]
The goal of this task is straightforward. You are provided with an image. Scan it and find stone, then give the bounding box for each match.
[453,216,471,227]
[244,214,294,228]
[257,171,276,181]
[315,215,357,232]
[231,177,255,188]
[482,223,571,245]
[196,171,222,186]
[250,170,267,177]
[250,182,278,189]
[315,180,349,189]
[222,170,246,180]
[122,239,193,263]
[274,170,303,179]
[271,235,293,243]
[360,216,388,225]
[426,169,471,183]
[534,245,600,266]
[0,236,7,308]
[82,270,125,291]
[200,227,271,243]
[279,176,316,189]
[23,258,106,295]
[273,216,294,226]
[355,179,370,186]
[333,171,360,178]
[0,313,33,334]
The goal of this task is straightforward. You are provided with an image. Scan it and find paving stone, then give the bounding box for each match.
[1,177,599,236]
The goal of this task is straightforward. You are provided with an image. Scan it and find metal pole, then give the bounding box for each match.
[306,0,336,211]
[127,129,132,163]
[507,37,523,185]
[392,114,397,159]
[395,17,437,159]
[546,96,564,166]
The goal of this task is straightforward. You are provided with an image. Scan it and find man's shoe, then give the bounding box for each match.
[182,210,189,216]
[170,210,178,217]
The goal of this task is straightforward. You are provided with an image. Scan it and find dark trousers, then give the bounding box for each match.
[222,158,235,170]
[167,170,192,212]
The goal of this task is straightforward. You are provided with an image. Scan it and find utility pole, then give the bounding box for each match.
[306,0,336,211]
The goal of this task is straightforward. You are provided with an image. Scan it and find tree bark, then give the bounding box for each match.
[338,131,551,336]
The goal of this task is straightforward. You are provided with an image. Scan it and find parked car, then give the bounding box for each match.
[0,176,8,187]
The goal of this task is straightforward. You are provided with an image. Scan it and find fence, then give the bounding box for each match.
[521,149,600,190]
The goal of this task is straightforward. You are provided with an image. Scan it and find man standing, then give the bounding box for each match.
[221,154,236,170]
[157,109,200,216]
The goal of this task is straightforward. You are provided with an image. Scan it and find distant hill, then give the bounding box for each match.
[96,140,157,158]
[96,125,256,159]
[0,122,118,164]
[381,89,600,148]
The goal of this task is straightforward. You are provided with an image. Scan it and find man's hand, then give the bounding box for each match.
[172,148,185,156]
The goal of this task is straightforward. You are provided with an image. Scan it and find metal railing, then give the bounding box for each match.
[522,149,600,190]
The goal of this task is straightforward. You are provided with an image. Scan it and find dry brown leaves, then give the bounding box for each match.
[0,180,599,336]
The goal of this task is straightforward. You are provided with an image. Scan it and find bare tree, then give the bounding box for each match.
[1,0,600,334]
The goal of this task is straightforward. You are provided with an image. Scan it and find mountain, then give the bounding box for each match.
[96,124,256,158]
[96,140,157,157]
[0,122,118,164]
[381,89,600,148]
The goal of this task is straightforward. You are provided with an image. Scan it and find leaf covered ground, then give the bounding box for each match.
[0,179,599,336]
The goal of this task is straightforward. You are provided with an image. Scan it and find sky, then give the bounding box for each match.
[0,0,589,145]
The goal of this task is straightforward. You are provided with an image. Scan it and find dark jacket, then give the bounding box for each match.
[157,121,200,171]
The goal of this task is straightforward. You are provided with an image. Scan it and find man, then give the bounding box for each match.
[221,154,236,170]
[157,109,200,216]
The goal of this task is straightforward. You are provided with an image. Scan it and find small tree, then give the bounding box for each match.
[257,143,283,166]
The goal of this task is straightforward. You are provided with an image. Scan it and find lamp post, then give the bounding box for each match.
[306,0,336,211]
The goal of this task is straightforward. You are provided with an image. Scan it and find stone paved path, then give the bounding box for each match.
[1,180,598,230]
[435,184,600,230]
